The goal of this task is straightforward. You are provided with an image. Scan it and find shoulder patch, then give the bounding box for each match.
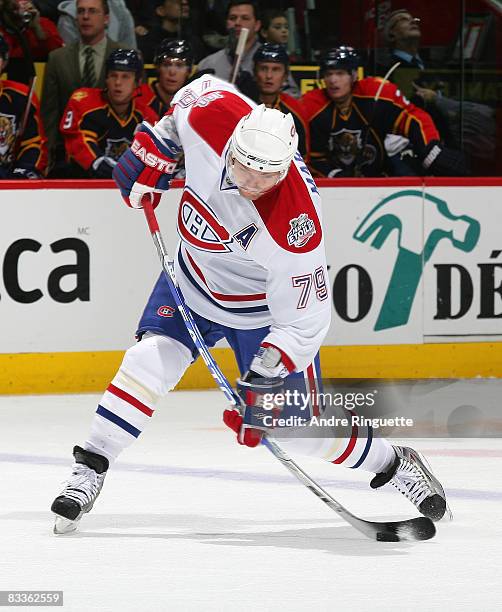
[188,91,252,156]
[252,164,322,254]
[69,88,101,104]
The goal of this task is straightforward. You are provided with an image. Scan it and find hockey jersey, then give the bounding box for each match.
[301,77,440,177]
[0,79,47,174]
[150,76,331,372]
[60,88,158,171]
[138,81,167,121]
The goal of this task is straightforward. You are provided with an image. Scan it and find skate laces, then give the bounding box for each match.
[391,457,431,507]
[60,463,103,507]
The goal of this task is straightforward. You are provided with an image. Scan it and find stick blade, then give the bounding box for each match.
[376,517,436,542]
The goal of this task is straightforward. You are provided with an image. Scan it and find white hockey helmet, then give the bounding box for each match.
[229,104,298,176]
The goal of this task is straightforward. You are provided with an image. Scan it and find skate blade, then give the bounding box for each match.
[53,515,80,535]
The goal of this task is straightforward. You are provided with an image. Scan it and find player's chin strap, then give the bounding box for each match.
[141,197,435,542]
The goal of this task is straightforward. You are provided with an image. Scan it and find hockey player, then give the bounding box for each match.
[0,32,47,178]
[59,48,157,178]
[302,46,465,178]
[139,39,193,119]
[51,74,448,534]
[238,43,308,157]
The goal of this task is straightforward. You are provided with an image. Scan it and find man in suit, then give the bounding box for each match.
[41,0,124,174]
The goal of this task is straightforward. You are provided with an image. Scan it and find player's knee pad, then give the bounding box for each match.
[115,333,192,401]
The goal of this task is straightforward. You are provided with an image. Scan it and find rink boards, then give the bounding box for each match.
[1,178,501,393]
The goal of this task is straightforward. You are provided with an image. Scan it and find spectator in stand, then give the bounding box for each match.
[136,0,205,63]
[197,1,299,97]
[0,0,63,83]
[196,1,261,80]
[0,32,47,178]
[58,0,136,48]
[238,43,307,156]
[260,8,288,45]
[380,8,451,142]
[301,46,466,178]
[259,8,302,80]
[139,38,193,118]
[41,0,124,176]
[381,8,495,168]
[59,48,157,178]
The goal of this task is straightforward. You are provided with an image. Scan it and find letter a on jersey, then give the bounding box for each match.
[177,188,233,252]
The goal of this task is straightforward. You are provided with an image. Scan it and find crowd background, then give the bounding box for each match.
[0,0,500,179]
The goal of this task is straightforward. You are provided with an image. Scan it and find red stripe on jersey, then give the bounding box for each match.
[107,383,154,417]
[306,363,319,417]
[185,249,266,301]
[0,79,30,96]
[252,163,322,253]
[188,91,252,156]
[332,419,358,464]
[260,342,296,373]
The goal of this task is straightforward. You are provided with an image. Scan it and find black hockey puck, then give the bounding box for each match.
[376,532,400,542]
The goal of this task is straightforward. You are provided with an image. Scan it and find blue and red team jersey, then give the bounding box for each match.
[140,76,331,375]
[301,76,440,177]
[60,88,159,171]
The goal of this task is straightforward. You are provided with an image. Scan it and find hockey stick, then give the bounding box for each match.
[353,62,401,176]
[9,75,37,172]
[142,198,435,542]
[230,27,249,84]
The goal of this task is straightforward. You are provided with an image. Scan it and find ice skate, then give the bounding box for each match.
[51,446,109,534]
[370,445,450,521]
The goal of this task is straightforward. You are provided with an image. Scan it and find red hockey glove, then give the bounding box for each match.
[113,122,179,209]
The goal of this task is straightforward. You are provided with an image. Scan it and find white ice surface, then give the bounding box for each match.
[1,391,501,612]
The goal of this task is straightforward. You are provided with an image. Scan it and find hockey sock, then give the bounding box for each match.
[274,417,395,474]
[84,333,192,463]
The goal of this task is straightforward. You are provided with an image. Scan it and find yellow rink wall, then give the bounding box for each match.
[1,343,501,395]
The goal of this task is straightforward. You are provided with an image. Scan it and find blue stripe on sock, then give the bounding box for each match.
[350,425,373,469]
[96,405,141,438]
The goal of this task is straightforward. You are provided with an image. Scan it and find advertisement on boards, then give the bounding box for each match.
[0,183,500,354]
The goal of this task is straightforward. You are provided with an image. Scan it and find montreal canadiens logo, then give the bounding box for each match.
[157,305,175,317]
[178,188,232,252]
[287,213,316,248]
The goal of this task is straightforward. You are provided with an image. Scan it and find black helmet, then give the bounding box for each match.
[105,48,143,80]
[253,43,289,68]
[319,46,360,75]
[154,39,193,69]
[0,33,9,63]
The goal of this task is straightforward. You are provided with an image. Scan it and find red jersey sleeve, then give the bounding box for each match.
[60,88,107,170]
[357,77,439,149]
